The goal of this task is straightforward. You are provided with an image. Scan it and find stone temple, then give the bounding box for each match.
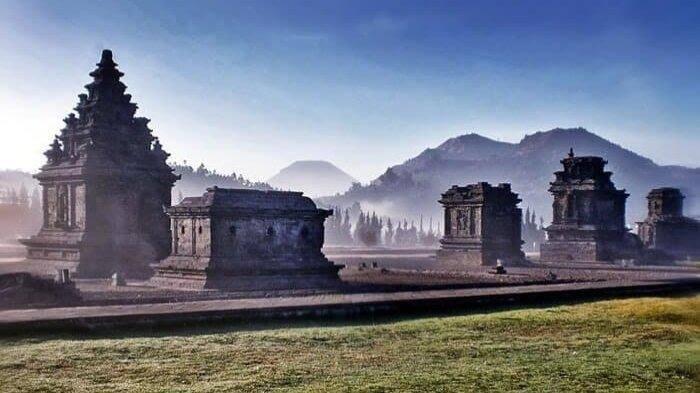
[540,149,638,263]
[151,187,340,290]
[637,188,700,260]
[20,50,179,278]
[436,182,524,268]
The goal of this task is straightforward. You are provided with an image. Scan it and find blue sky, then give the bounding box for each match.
[1,0,699,182]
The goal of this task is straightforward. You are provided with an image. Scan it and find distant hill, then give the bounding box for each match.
[268,160,357,198]
[319,128,700,225]
[171,163,273,202]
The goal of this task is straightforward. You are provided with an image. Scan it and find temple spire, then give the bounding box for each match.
[98,49,115,67]
[89,49,123,79]
[76,49,136,129]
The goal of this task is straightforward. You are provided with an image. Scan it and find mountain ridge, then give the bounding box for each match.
[319,128,700,224]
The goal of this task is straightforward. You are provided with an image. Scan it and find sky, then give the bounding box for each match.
[1,0,699,183]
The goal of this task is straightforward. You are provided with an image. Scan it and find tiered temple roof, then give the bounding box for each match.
[43,50,175,179]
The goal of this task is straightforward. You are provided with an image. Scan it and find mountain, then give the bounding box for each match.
[268,160,357,198]
[319,128,700,225]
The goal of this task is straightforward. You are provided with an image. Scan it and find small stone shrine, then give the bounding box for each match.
[20,50,179,278]
[637,187,700,260]
[540,149,638,263]
[151,187,341,290]
[436,182,525,268]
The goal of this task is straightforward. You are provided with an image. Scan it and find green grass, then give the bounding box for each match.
[1,296,698,392]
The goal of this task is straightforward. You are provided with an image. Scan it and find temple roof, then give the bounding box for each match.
[439,182,520,205]
[38,50,177,185]
[648,187,684,198]
[174,187,322,212]
[551,149,620,191]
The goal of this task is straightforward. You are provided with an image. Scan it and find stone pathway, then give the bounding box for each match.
[1,279,697,332]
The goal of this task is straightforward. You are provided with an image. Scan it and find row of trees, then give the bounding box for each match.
[324,206,441,247]
[170,162,273,202]
[0,185,42,240]
[326,204,547,250]
[522,207,546,252]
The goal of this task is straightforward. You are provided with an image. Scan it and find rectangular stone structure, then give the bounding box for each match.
[151,187,341,291]
[436,182,524,268]
[20,50,178,278]
[540,149,637,263]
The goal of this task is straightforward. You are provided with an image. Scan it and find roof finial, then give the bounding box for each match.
[568,147,574,158]
[98,49,116,67]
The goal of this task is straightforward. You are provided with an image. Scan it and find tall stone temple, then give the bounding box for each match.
[20,50,179,278]
[540,149,638,263]
[436,182,525,268]
[637,187,700,260]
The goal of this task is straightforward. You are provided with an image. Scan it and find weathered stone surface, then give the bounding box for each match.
[151,187,341,290]
[20,50,178,278]
[637,188,700,260]
[540,149,640,263]
[436,182,525,268]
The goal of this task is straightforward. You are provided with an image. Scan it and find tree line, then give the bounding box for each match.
[324,205,441,248]
[0,184,42,240]
[522,207,546,252]
[170,162,273,202]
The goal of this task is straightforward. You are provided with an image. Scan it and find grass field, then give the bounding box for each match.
[0,295,698,392]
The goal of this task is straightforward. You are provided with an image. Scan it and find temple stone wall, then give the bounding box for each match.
[152,187,339,291]
[436,182,525,268]
[637,188,700,260]
[540,241,599,263]
[541,149,640,263]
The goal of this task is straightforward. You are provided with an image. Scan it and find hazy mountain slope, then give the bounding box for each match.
[320,128,700,225]
[268,160,357,198]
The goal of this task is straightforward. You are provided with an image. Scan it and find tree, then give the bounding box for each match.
[353,210,383,247]
[8,187,18,204]
[395,219,419,247]
[353,211,365,245]
[385,218,394,246]
[525,207,531,226]
[419,216,439,247]
[18,184,29,207]
[324,206,353,245]
[195,163,209,176]
[522,206,546,252]
[343,209,352,239]
[30,187,41,210]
